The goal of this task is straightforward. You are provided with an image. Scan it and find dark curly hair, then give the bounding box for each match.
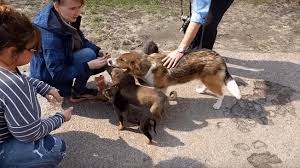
[0,1,40,53]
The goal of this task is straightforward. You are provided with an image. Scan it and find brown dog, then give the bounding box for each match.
[104,68,168,144]
[108,42,241,109]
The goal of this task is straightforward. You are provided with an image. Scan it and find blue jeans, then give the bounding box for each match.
[0,135,66,168]
[72,48,107,93]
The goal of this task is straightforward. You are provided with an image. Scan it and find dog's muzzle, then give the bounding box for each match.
[107,58,113,66]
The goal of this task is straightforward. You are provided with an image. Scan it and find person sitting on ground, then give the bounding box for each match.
[30,0,110,103]
[0,2,73,167]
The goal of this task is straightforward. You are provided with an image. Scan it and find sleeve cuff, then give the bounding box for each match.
[55,112,65,123]
[41,84,52,97]
[190,13,206,25]
[190,0,211,25]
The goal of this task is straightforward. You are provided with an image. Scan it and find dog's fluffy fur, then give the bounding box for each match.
[109,42,241,109]
[104,68,167,144]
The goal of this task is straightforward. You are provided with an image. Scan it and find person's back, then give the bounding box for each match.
[0,2,72,167]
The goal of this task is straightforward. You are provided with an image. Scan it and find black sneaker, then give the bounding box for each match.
[70,88,98,103]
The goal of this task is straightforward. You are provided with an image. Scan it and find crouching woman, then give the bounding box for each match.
[0,2,73,167]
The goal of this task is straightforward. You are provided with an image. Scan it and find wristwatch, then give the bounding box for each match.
[176,47,187,54]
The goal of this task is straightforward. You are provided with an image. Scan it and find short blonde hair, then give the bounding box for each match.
[54,0,85,5]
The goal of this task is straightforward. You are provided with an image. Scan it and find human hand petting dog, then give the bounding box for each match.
[46,87,63,103]
[88,52,111,69]
[162,50,184,68]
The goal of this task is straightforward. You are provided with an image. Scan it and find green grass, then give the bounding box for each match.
[86,0,161,10]
[86,0,161,6]
[85,0,181,15]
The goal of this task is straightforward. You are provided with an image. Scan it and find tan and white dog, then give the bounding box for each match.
[108,44,241,109]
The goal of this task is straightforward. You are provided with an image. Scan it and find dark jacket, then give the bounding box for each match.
[30,3,100,96]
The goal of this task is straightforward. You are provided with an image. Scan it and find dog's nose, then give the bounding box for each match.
[107,58,113,66]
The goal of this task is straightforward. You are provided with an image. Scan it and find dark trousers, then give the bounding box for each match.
[71,48,107,94]
[190,0,234,50]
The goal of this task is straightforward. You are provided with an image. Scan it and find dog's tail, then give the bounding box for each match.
[143,40,159,55]
[224,69,241,99]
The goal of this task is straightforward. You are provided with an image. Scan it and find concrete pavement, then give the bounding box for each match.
[35,50,300,168]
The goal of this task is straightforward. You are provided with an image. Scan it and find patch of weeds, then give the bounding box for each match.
[85,0,179,15]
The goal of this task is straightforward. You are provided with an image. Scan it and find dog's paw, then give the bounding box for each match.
[196,86,207,94]
[169,91,177,100]
[213,96,224,109]
[146,139,152,145]
[213,102,221,109]
[118,125,125,131]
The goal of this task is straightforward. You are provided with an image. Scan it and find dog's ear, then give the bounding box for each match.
[130,59,142,72]
[143,40,159,55]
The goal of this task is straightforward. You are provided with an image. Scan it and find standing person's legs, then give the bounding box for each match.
[190,0,234,50]
[0,135,66,168]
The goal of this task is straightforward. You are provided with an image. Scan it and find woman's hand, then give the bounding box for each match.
[46,87,63,103]
[62,107,73,122]
[162,50,184,68]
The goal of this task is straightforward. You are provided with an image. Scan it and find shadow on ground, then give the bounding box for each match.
[60,78,297,148]
[57,131,153,168]
[225,56,300,91]
[58,55,299,148]
[56,131,205,168]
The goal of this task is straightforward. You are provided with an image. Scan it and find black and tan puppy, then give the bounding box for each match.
[104,86,157,144]
[104,68,168,144]
[108,41,241,109]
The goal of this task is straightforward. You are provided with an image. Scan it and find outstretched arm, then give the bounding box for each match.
[162,0,211,68]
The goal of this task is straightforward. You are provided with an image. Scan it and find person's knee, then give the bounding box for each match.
[42,135,66,164]
[0,136,66,167]
[73,48,97,64]
[51,136,66,155]
[81,48,97,61]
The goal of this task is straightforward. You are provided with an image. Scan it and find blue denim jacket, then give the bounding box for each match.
[190,0,211,24]
[30,3,100,96]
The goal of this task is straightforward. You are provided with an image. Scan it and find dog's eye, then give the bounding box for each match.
[119,58,124,62]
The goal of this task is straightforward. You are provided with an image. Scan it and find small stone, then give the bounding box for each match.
[237,126,251,133]
[264,105,277,111]
[216,122,225,128]
[252,140,267,149]
[232,150,240,156]
[122,40,132,46]
[234,143,250,151]
[267,111,276,118]
[260,117,269,125]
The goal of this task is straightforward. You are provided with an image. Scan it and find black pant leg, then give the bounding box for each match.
[190,0,234,50]
[72,65,108,93]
